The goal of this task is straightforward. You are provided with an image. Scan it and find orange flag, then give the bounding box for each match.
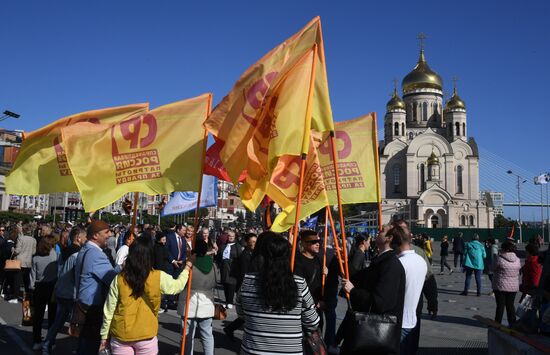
[6,104,149,195]
[204,17,334,214]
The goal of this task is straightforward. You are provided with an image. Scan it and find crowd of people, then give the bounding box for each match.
[0,218,550,355]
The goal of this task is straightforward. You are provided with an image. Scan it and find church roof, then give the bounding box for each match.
[402,50,443,93]
[445,87,466,111]
[386,88,406,111]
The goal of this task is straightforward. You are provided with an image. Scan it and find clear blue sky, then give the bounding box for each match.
[1,0,549,219]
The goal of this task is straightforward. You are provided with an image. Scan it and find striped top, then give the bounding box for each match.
[236,273,320,355]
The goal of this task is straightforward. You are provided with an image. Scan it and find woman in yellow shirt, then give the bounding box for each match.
[423,234,433,265]
[100,238,193,354]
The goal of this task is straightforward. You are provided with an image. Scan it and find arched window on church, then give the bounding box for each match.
[420,164,426,191]
[457,165,463,194]
[469,215,475,226]
[412,103,417,122]
[422,102,428,121]
[393,165,401,193]
[455,122,460,136]
[460,215,466,226]
[394,122,399,136]
[401,123,405,136]
[463,122,466,136]
[409,132,414,140]
[406,104,412,121]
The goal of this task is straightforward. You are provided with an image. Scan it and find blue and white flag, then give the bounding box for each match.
[302,216,319,230]
[161,175,218,216]
[534,173,549,185]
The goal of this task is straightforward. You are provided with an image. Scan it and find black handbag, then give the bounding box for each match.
[346,308,400,353]
[69,250,90,337]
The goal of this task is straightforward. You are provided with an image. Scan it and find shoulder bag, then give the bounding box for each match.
[345,304,400,353]
[4,251,21,271]
[213,266,227,320]
[69,249,90,337]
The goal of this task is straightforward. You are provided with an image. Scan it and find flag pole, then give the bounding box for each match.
[180,93,212,355]
[130,192,138,241]
[326,206,349,304]
[371,112,383,231]
[321,208,329,297]
[290,44,318,272]
[328,132,350,281]
[326,206,344,275]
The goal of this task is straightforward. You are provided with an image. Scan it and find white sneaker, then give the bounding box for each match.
[226,304,234,309]
[32,343,42,351]
[8,298,18,304]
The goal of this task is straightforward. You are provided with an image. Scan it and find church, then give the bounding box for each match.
[379,44,494,229]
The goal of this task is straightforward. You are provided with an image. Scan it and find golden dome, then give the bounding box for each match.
[402,50,443,92]
[445,87,466,110]
[386,88,406,111]
[427,152,439,165]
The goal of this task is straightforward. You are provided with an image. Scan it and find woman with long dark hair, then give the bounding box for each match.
[100,237,193,354]
[236,232,319,354]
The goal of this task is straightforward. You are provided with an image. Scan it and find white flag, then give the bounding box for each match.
[534,173,548,185]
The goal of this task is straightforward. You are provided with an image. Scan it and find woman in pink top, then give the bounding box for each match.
[491,240,521,325]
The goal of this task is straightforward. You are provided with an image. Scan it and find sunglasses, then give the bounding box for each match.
[0,229,4,232]
[305,239,321,245]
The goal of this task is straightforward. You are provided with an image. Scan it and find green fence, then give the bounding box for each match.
[410,227,545,243]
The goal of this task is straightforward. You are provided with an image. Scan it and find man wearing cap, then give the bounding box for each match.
[74,220,121,355]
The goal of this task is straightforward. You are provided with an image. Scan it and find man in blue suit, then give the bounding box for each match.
[166,224,187,278]
[74,220,121,355]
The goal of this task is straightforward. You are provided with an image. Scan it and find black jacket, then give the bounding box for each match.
[349,250,405,320]
[153,243,171,273]
[348,247,367,279]
[235,248,253,290]
[219,243,243,285]
[452,237,465,253]
[293,253,323,303]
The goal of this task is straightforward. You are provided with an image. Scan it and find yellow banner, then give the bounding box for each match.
[204,16,334,188]
[319,114,380,204]
[268,114,380,232]
[6,104,149,195]
[61,94,210,211]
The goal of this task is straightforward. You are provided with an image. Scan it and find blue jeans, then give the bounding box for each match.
[42,298,73,353]
[400,327,416,355]
[182,317,214,355]
[464,267,482,295]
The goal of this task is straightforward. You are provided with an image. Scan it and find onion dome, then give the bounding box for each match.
[445,86,466,110]
[427,151,439,165]
[386,88,406,111]
[402,50,443,92]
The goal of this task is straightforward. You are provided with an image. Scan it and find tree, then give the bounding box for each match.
[494,214,514,228]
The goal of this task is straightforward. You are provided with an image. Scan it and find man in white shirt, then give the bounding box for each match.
[115,232,133,266]
[390,226,427,355]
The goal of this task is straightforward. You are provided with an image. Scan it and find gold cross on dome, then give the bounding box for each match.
[452,76,459,91]
[393,78,399,91]
[417,33,427,51]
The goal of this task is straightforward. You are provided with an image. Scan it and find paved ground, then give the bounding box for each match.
[0,243,540,354]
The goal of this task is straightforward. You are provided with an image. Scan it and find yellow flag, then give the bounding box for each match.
[6,104,149,195]
[268,132,330,232]
[318,114,380,204]
[269,114,380,232]
[61,94,210,211]
[204,17,334,188]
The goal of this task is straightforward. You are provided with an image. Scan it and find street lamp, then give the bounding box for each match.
[507,170,526,243]
[0,110,20,122]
